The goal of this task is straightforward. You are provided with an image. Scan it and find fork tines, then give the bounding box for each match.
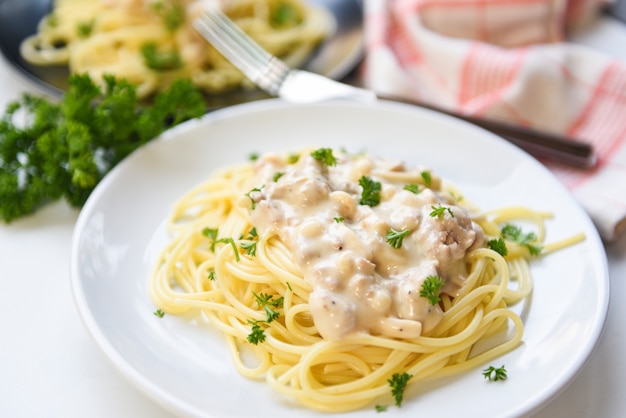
[192,7,290,95]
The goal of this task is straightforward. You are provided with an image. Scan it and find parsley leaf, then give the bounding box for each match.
[359,176,381,207]
[141,42,183,71]
[334,216,345,223]
[151,0,185,32]
[420,170,432,187]
[501,224,542,255]
[46,13,58,28]
[239,227,259,256]
[244,185,264,210]
[310,148,337,166]
[482,365,507,381]
[202,227,219,251]
[202,227,240,261]
[253,291,283,323]
[386,228,410,249]
[403,184,419,194]
[216,237,240,262]
[388,372,412,407]
[429,204,454,219]
[287,153,300,164]
[0,74,204,222]
[77,20,94,38]
[246,291,284,345]
[246,226,258,239]
[153,308,165,318]
[271,2,301,28]
[247,320,266,345]
[487,237,508,256]
[419,275,444,305]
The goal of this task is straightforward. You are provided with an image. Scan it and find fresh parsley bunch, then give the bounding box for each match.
[0,74,205,222]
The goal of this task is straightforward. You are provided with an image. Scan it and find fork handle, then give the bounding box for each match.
[379,94,596,169]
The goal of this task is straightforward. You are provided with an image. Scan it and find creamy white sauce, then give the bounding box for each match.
[246,150,484,341]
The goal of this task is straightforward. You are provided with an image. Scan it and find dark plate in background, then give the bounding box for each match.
[0,0,364,105]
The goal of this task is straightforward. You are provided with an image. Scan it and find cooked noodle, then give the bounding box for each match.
[21,0,331,97]
[149,148,583,412]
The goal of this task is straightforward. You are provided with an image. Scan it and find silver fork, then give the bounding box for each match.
[192,7,377,103]
[192,7,596,168]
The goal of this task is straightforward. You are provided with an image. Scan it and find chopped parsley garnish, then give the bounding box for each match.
[358,176,381,207]
[246,227,258,239]
[386,228,410,249]
[248,152,259,161]
[202,227,219,251]
[273,171,284,182]
[46,13,59,28]
[482,365,508,381]
[388,372,412,407]
[216,237,240,262]
[420,170,432,187]
[153,308,165,318]
[0,74,204,222]
[501,224,542,255]
[253,291,283,323]
[207,269,216,281]
[403,184,419,194]
[202,227,240,261]
[244,185,264,210]
[270,2,301,28]
[141,42,183,71]
[246,320,266,345]
[239,227,259,256]
[419,275,444,305]
[487,237,508,256]
[429,204,454,219]
[151,0,185,32]
[310,148,337,166]
[246,291,284,345]
[287,153,300,164]
[77,20,94,38]
[334,216,345,223]
[375,405,388,412]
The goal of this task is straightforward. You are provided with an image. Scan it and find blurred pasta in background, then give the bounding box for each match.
[21,0,331,97]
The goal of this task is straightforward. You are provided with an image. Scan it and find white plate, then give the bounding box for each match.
[70,99,609,418]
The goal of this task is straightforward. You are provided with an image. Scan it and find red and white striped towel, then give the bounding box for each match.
[363,0,626,241]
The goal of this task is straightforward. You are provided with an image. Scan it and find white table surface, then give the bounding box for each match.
[1,14,625,418]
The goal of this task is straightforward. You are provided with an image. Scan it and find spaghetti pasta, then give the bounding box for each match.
[20,0,330,98]
[149,148,583,412]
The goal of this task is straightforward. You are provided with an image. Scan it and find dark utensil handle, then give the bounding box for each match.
[605,0,626,23]
[380,95,596,169]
